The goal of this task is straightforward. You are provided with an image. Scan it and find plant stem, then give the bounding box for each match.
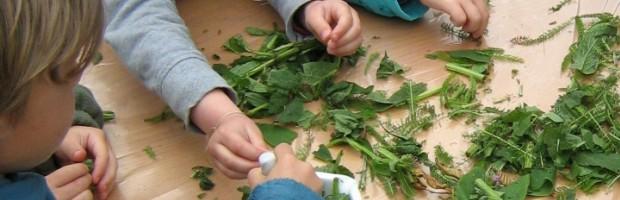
[445,63,485,81]
[475,178,502,200]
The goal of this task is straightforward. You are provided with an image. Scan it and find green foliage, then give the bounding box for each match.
[313,144,355,177]
[237,185,251,200]
[191,166,215,191]
[364,52,380,75]
[103,110,115,122]
[143,145,156,160]
[258,124,298,147]
[376,52,405,79]
[144,106,176,123]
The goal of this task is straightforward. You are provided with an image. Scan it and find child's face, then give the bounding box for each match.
[0,63,83,173]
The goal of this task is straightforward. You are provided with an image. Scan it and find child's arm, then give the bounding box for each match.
[104,0,268,180]
[53,126,117,200]
[269,0,363,56]
[45,163,93,200]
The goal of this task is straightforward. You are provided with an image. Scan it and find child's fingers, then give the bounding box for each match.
[460,0,482,34]
[87,131,109,183]
[73,190,93,200]
[329,35,363,56]
[471,0,489,38]
[329,5,354,42]
[437,2,468,26]
[53,173,92,199]
[273,143,295,159]
[305,7,332,42]
[332,8,361,47]
[221,130,264,161]
[245,123,269,151]
[54,138,87,165]
[213,160,246,179]
[96,149,117,200]
[46,163,90,187]
[212,144,259,174]
[248,168,266,188]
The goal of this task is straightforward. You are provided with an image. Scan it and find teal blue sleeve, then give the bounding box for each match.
[348,0,428,21]
[0,172,55,200]
[249,179,322,200]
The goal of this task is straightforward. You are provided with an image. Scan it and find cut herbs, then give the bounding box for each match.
[191,166,215,191]
[426,48,523,81]
[376,52,405,79]
[144,106,176,123]
[143,145,157,160]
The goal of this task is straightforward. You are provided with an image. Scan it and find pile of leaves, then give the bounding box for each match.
[213,25,526,199]
[461,13,620,200]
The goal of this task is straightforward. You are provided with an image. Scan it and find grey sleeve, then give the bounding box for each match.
[103,0,235,132]
[267,0,311,41]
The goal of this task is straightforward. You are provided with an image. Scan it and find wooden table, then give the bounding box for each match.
[80,0,620,199]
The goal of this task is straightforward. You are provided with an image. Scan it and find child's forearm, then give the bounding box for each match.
[190,89,243,134]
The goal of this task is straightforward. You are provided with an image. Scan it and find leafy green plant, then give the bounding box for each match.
[191,166,215,191]
[377,52,405,79]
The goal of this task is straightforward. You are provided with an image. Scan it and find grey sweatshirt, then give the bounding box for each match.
[103,0,309,131]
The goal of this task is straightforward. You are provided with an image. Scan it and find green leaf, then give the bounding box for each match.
[499,174,530,200]
[258,124,298,147]
[143,145,157,160]
[302,61,339,89]
[144,107,176,123]
[434,145,454,167]
[245,27,272,36]
[376,52,405,79]
[313,144,333,162]
[364,52,380,75]
[237,185,251,200]
[387,81,427,105]
[275,98,305,124]
[454,164,485,200]
[267,68,301,91]
[230,61,259,77]
[570,34,601,75]
[223,34,250,54]
[529,167,556,196]
[574,153,620,173]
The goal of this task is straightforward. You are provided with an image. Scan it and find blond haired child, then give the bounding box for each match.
[0,1,116,199]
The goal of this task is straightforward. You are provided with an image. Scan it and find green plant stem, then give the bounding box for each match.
[445,63,485,81]
[475,178,502,200]
[415,87,442,102]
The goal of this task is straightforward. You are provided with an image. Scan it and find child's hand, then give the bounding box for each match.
[45,163,93,200]
[302,0,362,56]
[420,0,489,38]
[54,126,117,200]
[206,115,269,179]
[248,144,323,193]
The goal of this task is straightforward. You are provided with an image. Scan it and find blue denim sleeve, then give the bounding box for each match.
[348,0,428,21]
[0,172,55,200]
[249,179,323,200]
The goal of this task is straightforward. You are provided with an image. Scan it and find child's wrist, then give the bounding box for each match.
[190,89,241,134]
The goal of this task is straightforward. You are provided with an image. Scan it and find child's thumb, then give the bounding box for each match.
[248,168,267,188]
[56,143,87,163]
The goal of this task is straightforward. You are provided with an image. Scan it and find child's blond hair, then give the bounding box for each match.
[0,0,104,118]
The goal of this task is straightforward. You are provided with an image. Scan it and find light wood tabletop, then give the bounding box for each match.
[80,0,620,199]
